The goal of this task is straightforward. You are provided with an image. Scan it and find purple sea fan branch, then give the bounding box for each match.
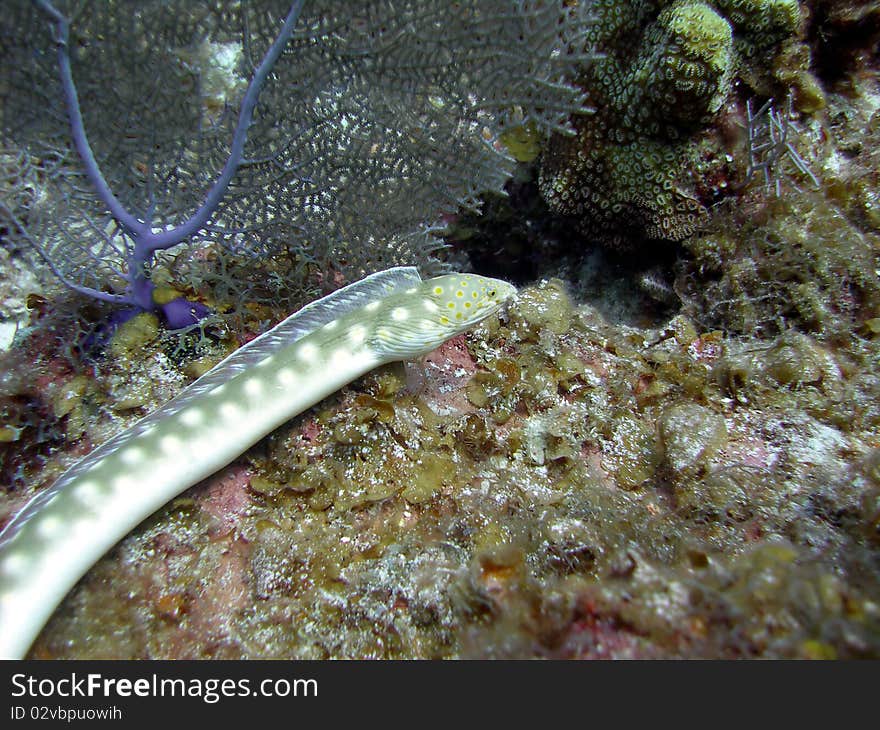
[34,0,144,237]
[140,1,306,252]
[0,198,128,305]
[31,0,306,317]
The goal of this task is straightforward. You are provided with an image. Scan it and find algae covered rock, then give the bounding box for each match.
[612,415,660,490]
[766,333,825,386]
[508,278,574,339]
[108,312,160,359]
[17,267,880,659]
[658,401,728,475]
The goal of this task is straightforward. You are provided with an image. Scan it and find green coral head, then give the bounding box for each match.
[663,2,733,75]
[371,273,517,360]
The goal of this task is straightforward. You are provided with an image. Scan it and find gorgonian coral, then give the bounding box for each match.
[0,0,594,327]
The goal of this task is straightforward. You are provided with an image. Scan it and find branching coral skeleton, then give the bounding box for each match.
[745,93,820,196]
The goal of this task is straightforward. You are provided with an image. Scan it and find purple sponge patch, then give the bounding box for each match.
[161,298,211,329]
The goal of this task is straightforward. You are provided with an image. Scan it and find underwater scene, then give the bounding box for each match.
[0,0,878,659]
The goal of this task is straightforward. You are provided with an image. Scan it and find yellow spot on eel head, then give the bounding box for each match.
[434,286,443,295]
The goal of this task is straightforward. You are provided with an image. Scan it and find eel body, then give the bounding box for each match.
[0,267,516,658]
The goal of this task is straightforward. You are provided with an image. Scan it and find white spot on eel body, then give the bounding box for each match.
[423,300,439,313]
[277,368,296,385]
[244,379,263,397]
[349,326,366,345]
[72,515,98,537]
[298,343,318,362]
[76,481,102,501]
[323,319,340,330]
[36,515,63,538]
[2,552,28,577]
[331,349,348,365]
[392,307,409,321]
[160,435,183,454]
[365,301,381,312]
[220,402,240,419]
[180,409,203,427]
[119,448,143,465]
[114,475,137,493]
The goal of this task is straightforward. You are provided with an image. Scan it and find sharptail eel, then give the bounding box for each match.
[0,267,516,658]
